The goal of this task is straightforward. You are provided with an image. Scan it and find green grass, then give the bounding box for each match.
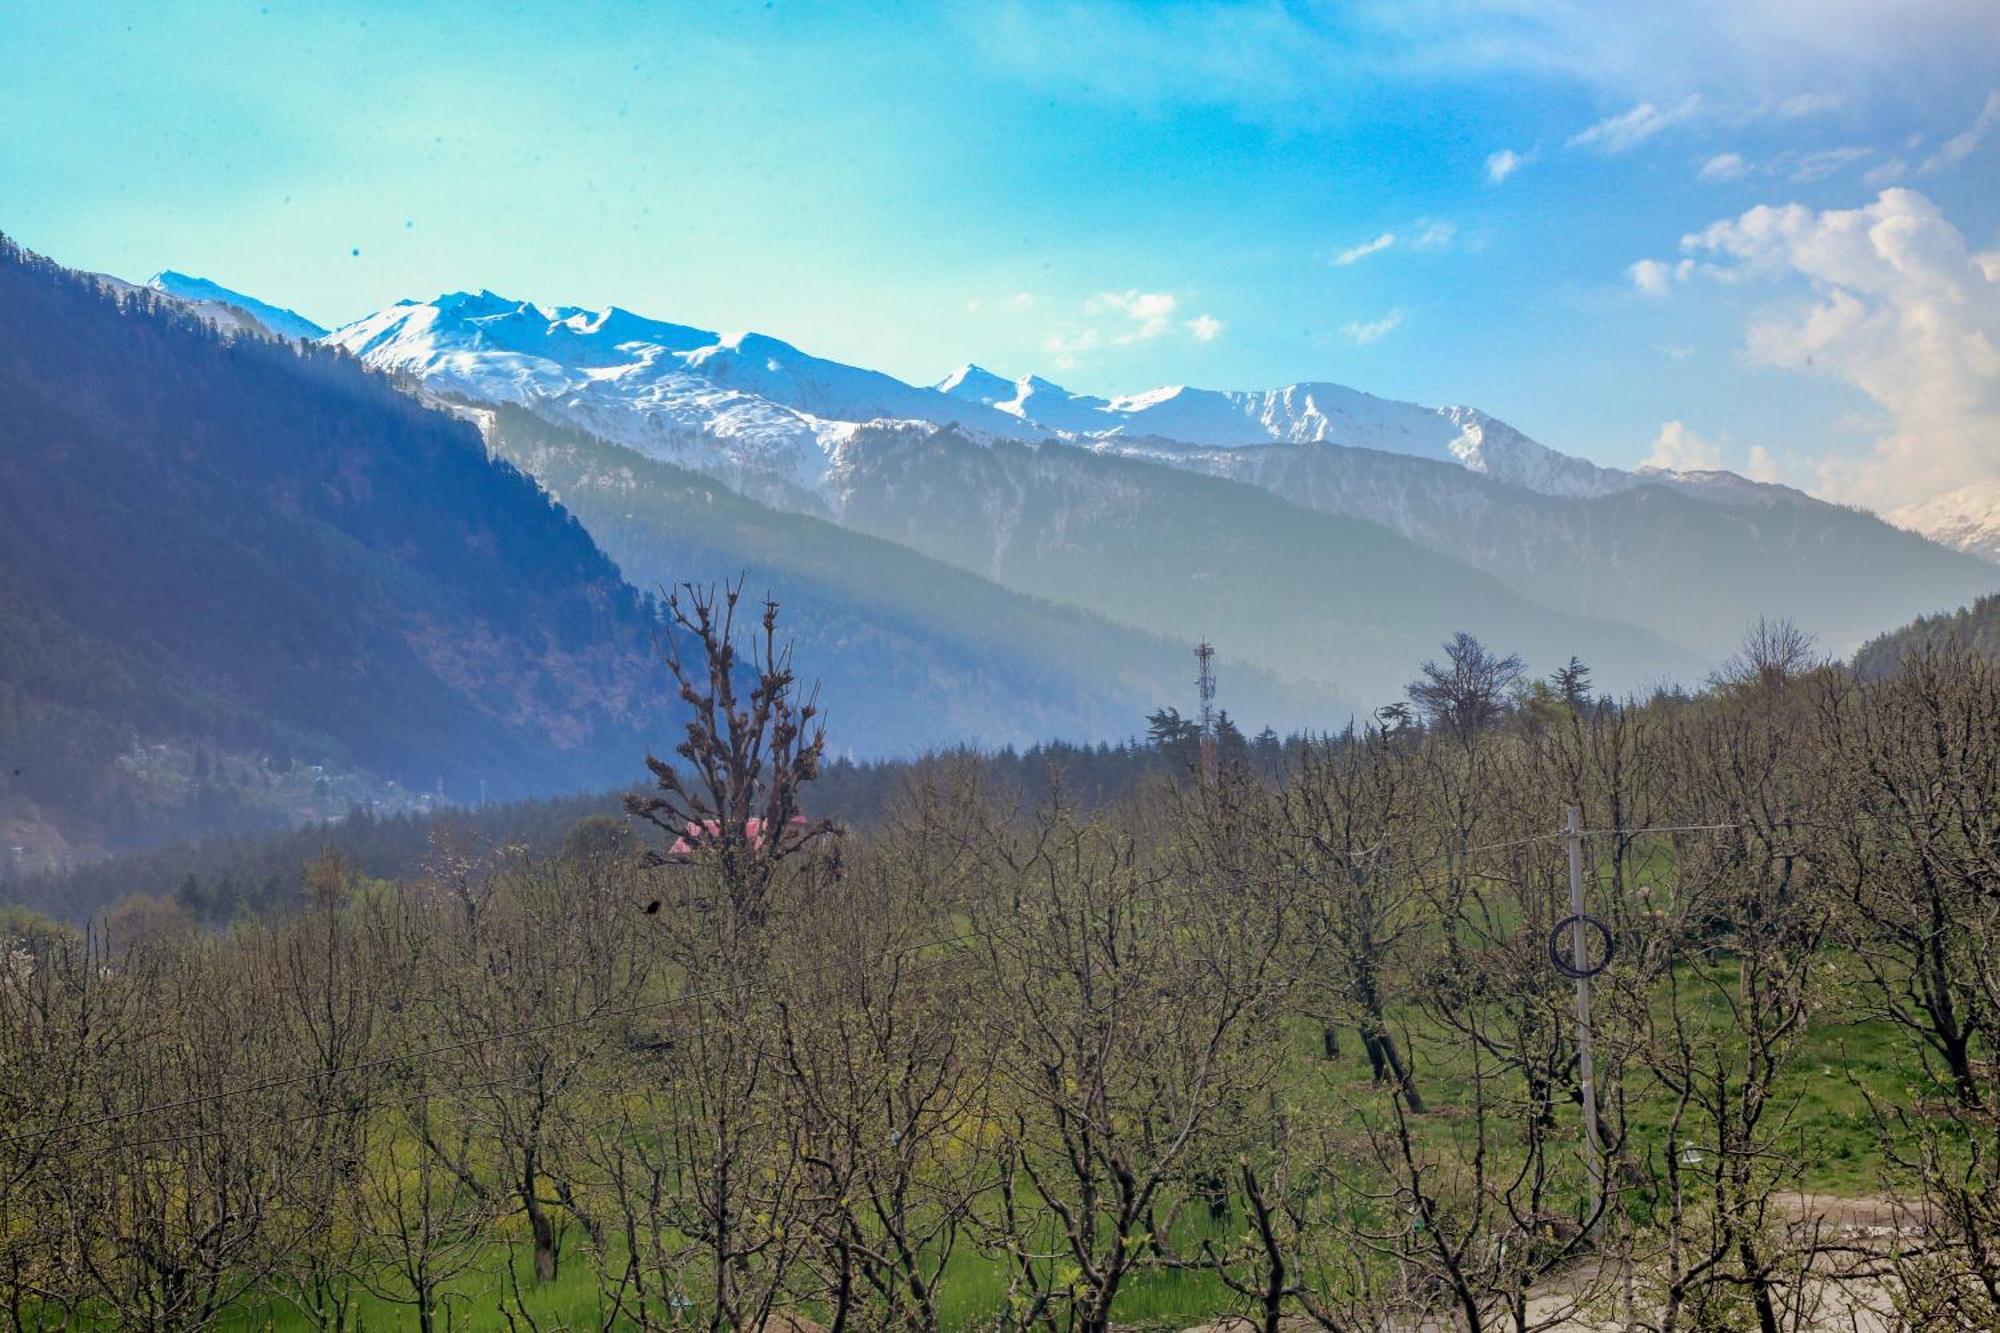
[189,1228,1241,1332]
[40,942,1948,1331]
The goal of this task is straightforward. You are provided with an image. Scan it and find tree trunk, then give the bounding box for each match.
[524,1187,557,1282]
[1370,1025,1426,1113]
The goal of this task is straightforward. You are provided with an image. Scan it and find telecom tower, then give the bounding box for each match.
[1196,640,1217,787]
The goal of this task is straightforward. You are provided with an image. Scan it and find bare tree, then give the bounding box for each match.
[1713,617,1822,694]
[975,806,1288,1333]
[1284,728,1428,1109]
[626,581,835,925]
[769,826,997,1331]
[1409,633,1525,740]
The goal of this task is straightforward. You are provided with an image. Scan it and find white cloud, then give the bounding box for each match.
[1699,151,1750,182]
[1088,288,1178,342]
[1644,420,1725,471]
[1786,145,1872,182]
[966,3,2000,131]
[1044,289,1221,365]
[1864,156,1910,186]
[1777,92,1844,118]
[1041,326,1102,369]
[1745,445,1781,483]
[1628,258,1674,296]
[1676,187,2000,510]
[1333,233,1396,266]
[966,290,1037,313]
[1341,308,1403,345]
[1919,88,2000,173]
[1409,218,1458,250]
[1569,96,1702,154]
[1485,147,1528,184]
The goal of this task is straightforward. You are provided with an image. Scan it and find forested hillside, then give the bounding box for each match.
[1852,589,2000,678]
[830,423,1703,702]
[1131,438,1998,660]
[480,405,1329,748]
[0,238,667,860]
[5,726,1257,923]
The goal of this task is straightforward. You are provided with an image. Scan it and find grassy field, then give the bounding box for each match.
[175,959,1926,1333]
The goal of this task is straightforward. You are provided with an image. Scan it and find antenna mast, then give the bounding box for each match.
[1196,640,1217,787]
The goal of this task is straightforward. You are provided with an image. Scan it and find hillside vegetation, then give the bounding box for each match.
[4,620,1996,1332]
[1853,589,2000,678]
[832,423,1702,702]
[480,404,1331,747]
[0,239,668,857]
[1153,438,1998,661]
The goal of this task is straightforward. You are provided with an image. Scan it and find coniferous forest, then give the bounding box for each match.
[0,239,668,859]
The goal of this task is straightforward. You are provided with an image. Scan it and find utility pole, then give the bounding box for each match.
[1567,804,1603,1235]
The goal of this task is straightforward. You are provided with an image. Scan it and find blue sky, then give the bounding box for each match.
[3,1,1997,511]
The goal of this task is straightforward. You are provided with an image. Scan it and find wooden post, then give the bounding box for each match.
[1568,804,1603,1235]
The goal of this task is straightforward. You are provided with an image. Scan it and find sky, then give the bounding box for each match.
[2,0,1997,513]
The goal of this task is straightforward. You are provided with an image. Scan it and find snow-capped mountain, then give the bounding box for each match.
[306,283,1993,667]
[147,271,327,341]
[324,291,1028,500]
[322,289,1662,503]
[1891,479,2000,564]
[89,270,328,342]
[937,366,1632,498]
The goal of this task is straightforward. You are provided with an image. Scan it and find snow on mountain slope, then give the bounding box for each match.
[89,272,283,341]
[933,367,1635,497]
[1891,478,2000,564]
[313,287,1854,521]
[324,290,1691,503]
[146,271,328,341]
[326,293,1036,500]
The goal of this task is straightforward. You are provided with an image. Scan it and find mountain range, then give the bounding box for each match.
[315,286,1994,678]
[320,290,1695,505]
[6,247,1993,866]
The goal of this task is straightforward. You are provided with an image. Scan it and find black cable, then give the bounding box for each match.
[1550,913,1614,979]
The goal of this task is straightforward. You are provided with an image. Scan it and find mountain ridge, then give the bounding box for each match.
[0,239,669,865]
[130,268,2000,693]
[1891,478,2000,564]
[320,285,1708,504]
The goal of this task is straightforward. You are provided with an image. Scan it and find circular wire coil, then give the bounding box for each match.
[1550,913,1615,979]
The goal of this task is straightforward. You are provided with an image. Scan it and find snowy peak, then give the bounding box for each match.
[936,364,1016,404]
[1890,478,2000,564]
[146,270,327,341]
[323,291,1037,500]
[312,283,1811,510]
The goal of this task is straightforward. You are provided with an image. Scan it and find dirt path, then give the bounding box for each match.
[1173,1195,1925,1331]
